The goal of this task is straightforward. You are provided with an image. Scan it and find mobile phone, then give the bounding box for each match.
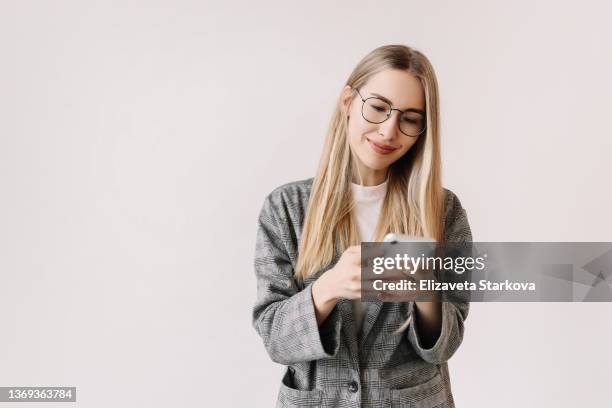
[383,233,436,243]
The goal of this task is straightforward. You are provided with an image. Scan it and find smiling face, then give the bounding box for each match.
[341,69,426,185]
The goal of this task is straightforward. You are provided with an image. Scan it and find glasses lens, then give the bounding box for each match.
[362,98,390,123]
[399,112,426,137]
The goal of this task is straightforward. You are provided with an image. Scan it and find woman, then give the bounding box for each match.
[252,44,472,407]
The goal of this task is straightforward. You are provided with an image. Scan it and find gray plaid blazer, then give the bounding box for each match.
[252,178,472,407]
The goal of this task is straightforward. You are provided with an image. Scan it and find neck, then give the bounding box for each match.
[351,167,388,186]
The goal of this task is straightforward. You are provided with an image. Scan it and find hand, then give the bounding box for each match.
[319,245,383,301]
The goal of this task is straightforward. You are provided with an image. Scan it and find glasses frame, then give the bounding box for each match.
[354,88,426,138]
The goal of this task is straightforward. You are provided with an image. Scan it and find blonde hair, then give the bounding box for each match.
[295,44,445,282]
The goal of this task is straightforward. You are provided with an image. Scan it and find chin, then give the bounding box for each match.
[361,156,393,171]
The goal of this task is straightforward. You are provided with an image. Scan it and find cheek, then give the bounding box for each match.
[397,138,419,155]
[388,139,418,163]
[347,120,370,147]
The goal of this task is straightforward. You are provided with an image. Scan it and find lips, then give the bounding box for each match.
[367,138,397,155]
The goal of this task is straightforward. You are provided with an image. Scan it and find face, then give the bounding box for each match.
[341,69,425,184]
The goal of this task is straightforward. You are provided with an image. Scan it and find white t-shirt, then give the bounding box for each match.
[350,178,388,340]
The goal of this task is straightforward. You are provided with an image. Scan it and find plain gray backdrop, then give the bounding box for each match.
[1,1,611,407]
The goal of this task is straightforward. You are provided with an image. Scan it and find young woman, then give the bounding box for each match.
[252,44,472,407]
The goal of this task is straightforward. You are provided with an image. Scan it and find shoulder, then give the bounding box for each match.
[265,177,314,206]
[442,187,465,220]
[441,187,472,242]
[258,177,314,227]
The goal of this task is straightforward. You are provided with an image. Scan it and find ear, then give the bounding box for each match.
[340,85,354,116]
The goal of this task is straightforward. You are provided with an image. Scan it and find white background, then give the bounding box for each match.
[1,1,611,407]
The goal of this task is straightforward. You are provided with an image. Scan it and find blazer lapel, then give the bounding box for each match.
[336,298,385,361]
[336,298,359,362]
[358,299,384,347]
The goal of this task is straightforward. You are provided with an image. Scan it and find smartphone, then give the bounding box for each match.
[383,233,436,243]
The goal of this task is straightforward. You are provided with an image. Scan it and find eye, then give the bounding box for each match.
[368,102,387,112]
[365,98,390,113]
[401,114,423,124]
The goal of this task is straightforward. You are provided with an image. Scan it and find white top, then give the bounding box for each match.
[350,177,388,340]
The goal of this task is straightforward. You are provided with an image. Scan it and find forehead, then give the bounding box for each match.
[362,69,425,110]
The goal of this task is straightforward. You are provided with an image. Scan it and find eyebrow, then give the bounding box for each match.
[370,92,425,115]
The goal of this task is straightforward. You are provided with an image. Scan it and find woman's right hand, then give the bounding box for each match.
[321,245,363,300]
[311,245,382,325]
[318,245,382,301]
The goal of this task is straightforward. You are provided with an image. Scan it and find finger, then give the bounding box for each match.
[377,291,393,302]
[361,252,386,268]
[349,245,361,253]
[377,268,413,280]
[350,278,361,293]
[362,245,385,258]
[412,265,436,280]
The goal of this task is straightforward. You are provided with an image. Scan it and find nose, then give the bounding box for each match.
[378,111,401,140]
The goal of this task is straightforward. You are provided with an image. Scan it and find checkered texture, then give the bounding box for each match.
[252,178,472,407]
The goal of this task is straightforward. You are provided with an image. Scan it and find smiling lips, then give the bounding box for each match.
[367,138,397,155]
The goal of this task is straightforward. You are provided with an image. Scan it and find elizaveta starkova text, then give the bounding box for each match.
[372,279,537,291]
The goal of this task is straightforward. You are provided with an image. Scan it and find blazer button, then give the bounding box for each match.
[347,380,359,393]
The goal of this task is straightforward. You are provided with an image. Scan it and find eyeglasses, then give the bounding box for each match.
[354,88,426,137]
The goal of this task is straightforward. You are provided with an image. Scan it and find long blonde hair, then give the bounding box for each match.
[295,44,444,283]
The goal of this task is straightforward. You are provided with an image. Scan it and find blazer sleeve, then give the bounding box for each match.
[405,189,473,365]
[251,193,342,365]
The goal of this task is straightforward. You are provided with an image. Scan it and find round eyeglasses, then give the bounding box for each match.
[354,88,426,137]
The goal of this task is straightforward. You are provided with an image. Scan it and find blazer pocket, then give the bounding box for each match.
[277,367,323,408]
[381,366,447,408]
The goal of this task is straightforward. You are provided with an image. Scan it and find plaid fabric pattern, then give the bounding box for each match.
[253,178,472,407]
